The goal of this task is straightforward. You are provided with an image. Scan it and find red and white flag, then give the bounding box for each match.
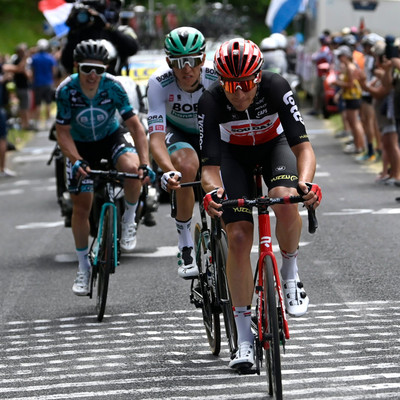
[38,0,73,37]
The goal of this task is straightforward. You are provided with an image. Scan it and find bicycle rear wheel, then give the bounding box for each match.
[194,223,221,355]
[215,229,237,358]
[96,206,114,322]
[263,255,283,399]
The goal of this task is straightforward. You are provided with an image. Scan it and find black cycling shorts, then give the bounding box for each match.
[165,124,200,157]
[66,126,136,193]
[220,134,298,225]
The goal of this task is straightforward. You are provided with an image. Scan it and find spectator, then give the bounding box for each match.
[362,40,400,185]
[357,33,383,163]
[9,43,32,131]
[0,60,16,177]
[309,33,333,116]
[30,39,58,130]
[331,34,352,139]
[61,0,139,76]
[333,45,365,155]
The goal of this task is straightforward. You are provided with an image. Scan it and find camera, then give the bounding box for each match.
[385,35,399,59]
[65,0,122,30]
[66,1,106,30]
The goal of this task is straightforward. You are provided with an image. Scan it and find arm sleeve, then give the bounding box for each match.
[147,77,167,135]
[113,80,135,120]
[269,74,309,147]
[55,89,71,126]
[198,90,222,166]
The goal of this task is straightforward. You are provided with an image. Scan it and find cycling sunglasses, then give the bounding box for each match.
[167,55,204,69]
[79,63,107,75]
[220,73,261,94]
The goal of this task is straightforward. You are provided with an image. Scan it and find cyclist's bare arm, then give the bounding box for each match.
[149,132,181,190]
[56,124,80,164]
[291,142,320,209]
[125,116,150,167]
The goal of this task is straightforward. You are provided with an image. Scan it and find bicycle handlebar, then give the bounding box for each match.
[88,169,141,181]
[73,169,142,194]
[170,181,202,218]
[221,196,318,234]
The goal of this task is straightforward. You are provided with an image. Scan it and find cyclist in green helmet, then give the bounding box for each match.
[148,26,218,279]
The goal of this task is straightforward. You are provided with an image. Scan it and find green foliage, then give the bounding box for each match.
[0,1,45,54]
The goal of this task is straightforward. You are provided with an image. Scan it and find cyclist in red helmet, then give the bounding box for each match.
[199,38,322,369]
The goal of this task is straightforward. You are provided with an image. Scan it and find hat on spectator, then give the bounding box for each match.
[37,39,49,51]
[335,45,352,58]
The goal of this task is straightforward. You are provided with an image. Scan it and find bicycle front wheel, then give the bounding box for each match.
[96,206,114,322]
[263,255,283,399]
[215,229,237,358]
[194,223,221,355]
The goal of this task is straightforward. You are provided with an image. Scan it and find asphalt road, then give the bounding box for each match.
[0,112,399,399]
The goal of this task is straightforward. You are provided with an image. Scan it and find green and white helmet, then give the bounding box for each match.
[164,26,206,56]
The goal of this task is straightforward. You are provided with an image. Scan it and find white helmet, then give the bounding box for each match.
[270,33,288,49]
[260,37,278,51]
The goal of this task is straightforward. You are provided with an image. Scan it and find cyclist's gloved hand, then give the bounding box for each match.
[139,164,156,184]
[161,170,181,192]
[72,159,89,178]
[203,187,225,216]
[297,182,322,208]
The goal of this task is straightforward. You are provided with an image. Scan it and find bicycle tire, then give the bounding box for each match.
[96,206,114,322]
[194,223,221,355]
[215,229,237,358]
[263,255,283,399]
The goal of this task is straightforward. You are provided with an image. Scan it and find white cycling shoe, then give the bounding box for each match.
[282,274,309,317]
[120,222,137,252]
[229,341,254,370]
[72,271,90,296]
[177,247,199,279]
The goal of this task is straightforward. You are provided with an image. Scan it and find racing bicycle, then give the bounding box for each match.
[84,168,143,322]
[170,181,238,359]
[220,168,318,399]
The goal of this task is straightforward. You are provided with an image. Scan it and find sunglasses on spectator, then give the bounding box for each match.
[79,63,107,75]
[220,73,261,94]
[167,55,203,69]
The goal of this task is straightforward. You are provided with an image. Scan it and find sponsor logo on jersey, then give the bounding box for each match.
[282,90,304,125]
[156,71,174,83]
[198,113,204,149]
[76,108,108,129]
[148,115,163,125]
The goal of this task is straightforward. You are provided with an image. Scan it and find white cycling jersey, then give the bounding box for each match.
[147,60,218,136]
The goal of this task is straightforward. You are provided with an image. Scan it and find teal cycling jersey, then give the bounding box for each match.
[55,73,135,142]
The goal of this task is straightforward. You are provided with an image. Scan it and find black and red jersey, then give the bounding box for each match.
[198,71,309,166]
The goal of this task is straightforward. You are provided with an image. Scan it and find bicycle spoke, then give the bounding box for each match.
[96,206,114,322]
[216,229,237,358]
[194,223,221,355]
[263,256,283,399]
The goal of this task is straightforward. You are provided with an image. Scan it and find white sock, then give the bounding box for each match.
[176,218,194,250]
[280,249,298,281]
[233,306,253,345]
[122,200,137,224]
[76,247,90,273]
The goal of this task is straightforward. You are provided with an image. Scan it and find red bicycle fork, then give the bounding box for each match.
[256,210,290,348]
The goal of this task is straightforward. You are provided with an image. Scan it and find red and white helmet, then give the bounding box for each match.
[214,38,264,79]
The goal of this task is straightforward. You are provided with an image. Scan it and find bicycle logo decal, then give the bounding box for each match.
[260,235,272,249]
